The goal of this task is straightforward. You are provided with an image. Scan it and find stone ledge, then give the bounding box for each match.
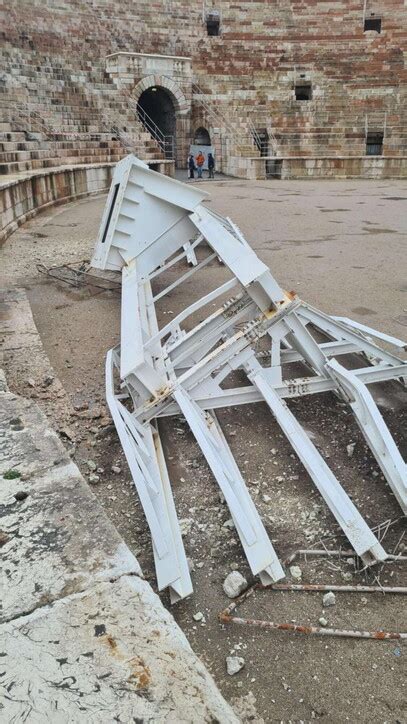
[0,288,236,721]
[0,575,238,723]
[0,163,115,244]
[0,387,142,624]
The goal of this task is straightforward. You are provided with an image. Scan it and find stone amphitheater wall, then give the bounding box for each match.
[1,1,406,177]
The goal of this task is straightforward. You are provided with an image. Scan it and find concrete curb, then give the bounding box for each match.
[0,291,239,722]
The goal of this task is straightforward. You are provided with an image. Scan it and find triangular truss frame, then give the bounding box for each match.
[92,155,407,602]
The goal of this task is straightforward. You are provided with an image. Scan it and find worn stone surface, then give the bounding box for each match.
[0,374,237,721]
[0,575,238,723]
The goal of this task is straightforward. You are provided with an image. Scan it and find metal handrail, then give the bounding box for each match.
[248,119,278,156]
[192,82,277,157]
[126,96,175,158]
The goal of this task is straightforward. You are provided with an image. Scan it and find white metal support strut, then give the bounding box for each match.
[243,356,387,565]
[327,359,407,515]
[106,350,192,602]
[173,386,284,583]
[90,155,406,599]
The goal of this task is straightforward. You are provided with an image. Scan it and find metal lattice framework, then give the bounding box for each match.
[91,155,407,602]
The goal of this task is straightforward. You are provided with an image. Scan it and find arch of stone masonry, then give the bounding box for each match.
[132,75,190,167]
[132,75,189,114]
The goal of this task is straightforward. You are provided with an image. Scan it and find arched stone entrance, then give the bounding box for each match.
[137,87,176,159]
[194,126,211,145]
[132,74,190,168]
[138,87,176,137]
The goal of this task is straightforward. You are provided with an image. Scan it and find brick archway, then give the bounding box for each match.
[132,75,189,114]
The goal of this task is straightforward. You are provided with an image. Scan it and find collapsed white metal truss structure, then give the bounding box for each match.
[91,155,407,602]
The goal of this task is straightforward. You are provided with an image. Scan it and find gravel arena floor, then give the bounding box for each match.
[2,177,407,722]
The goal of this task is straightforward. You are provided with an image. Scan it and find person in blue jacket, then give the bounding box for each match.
[188,154,195,179]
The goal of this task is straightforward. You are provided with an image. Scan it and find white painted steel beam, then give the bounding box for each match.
[244,356,387,565]
[91,155,407,599]
[106,350,192,602]
[327,359,407,515]
[173,387,284,583]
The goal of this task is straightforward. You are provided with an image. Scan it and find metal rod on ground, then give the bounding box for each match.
[219,583,407,640]
[264,583,407,594]
[220,614,407,640]
[284,548,407,566]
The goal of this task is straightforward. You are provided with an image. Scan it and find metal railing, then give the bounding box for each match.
[192,82,278,158]
[248,119,278,156]
[7,104,55,138]
[124,95,175,159]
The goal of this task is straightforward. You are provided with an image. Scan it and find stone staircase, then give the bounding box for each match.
[0,48,167,176]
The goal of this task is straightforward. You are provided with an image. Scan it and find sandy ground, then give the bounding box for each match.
[1,178,407,722]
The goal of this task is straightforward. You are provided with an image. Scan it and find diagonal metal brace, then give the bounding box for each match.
[244,356,387,566]
[173,386,285,584]
[327,359,407,515]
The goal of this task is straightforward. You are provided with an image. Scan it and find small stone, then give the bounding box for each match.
[193,611,204,621]
[111,465,121,474]
[88,474,100,485]
[322,591,336,607]
[27,378,36,388]
[226,656,245,676]
[43,375,54,387]
[341,571,353,582]
[262,494,271,503]
[59,427,75,442]
[187,557,195,573]
[289,565,302,581]
[222,518,235,530]
[196,562,204,569]
[347,442,356,458]
[223,571,247,598]
[0,530,10,547]
[86,460,97,471]
[318,617,328,627]
[179,518,193,536]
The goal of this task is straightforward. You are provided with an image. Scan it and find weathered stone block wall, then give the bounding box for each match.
[0,164,114,242]
[1,0,406,174]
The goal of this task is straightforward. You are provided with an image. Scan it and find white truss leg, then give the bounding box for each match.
[106,350,193,602]
[183,241,198,266]
[244,357,387,566]
[298,303,407,375]
[173,386,285,584]
[331,316,407,350]
[327,359,407,515]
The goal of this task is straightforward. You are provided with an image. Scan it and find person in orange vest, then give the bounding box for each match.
[195,150,205,179]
